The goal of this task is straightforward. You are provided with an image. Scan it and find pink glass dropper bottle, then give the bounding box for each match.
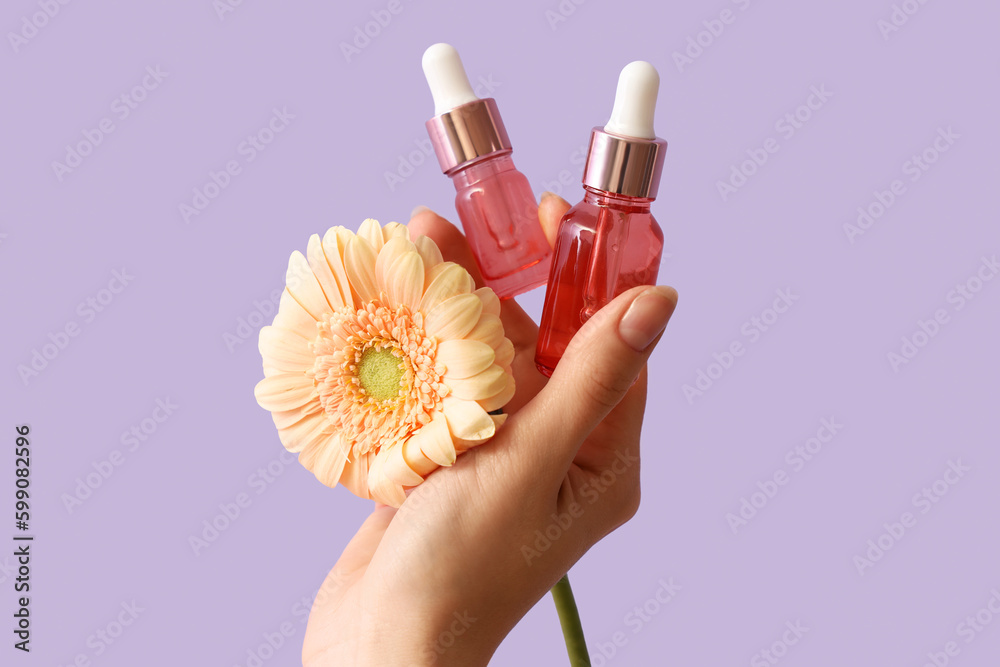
[422,43,552,299]
[535,61,668,377]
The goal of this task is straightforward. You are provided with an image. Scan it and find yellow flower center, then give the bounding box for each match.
[357,347,405,402]
[309,301,445,456]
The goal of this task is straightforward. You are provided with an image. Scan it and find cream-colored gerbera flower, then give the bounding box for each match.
[254,219,515,506]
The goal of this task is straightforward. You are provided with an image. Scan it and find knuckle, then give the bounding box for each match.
[607,481,641,527]
[618,486,641,524]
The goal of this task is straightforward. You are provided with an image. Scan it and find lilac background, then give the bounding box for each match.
[3,0,1000,665]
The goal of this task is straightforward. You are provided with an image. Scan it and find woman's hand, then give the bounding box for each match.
[303,194,678,666]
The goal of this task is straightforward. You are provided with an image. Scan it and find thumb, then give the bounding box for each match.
[508,285,677,475]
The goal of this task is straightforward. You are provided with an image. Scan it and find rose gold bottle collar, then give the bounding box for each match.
[426,98,511,173]
[582,128,667,199]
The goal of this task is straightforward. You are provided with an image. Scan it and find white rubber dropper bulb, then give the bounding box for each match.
[603,61,659,140]
[422,43,479,116]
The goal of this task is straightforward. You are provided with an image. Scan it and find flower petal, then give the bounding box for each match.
[286,251,333,320]
[277,410,332,454]
[345,236,380,303]
[442,397,496,441]
[455,412,508,451]
[254,373,317,411]
[299,433,350,486]
[414,235,444,282]
[357,218,385,252]
[384,440,426,486]
[382,221,409,243]
[446,364,507,400]
[411,415,456,466]
[425,293,482,341]
[437,339,495,379]
[375,237,417,292]
[259,326,314,372]
[308,234,346,309]
[271,400,323,429]
[474,287,502,318]
[476,371,516,412]
[339,451,371,499]
[493,337,515,370]
[273,288,318,337]
[464,313,504,349]
[322,227,356,309]
[368,450,407,507]
[386,251,425,311]
[418,262,475,314]
[401,435,439,477]
[335,227,354,250]
[453,438,474,454]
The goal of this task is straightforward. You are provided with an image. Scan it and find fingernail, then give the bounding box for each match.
[411,205,432,218]
[540,191,557,202]
[618,286,677,351]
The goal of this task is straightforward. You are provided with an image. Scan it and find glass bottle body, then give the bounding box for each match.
[535,187,663,376]
[450,152,552,299]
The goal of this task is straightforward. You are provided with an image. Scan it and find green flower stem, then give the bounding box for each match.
[551,574,590,666]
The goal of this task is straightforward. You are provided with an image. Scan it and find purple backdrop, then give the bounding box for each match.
[3,0,1000,665]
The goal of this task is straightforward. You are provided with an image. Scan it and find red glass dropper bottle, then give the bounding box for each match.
[535,61,668,377]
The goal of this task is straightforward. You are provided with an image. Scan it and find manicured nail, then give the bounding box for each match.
[540,191,557,202]
[411,205,432,218]
[618,286,677,351]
